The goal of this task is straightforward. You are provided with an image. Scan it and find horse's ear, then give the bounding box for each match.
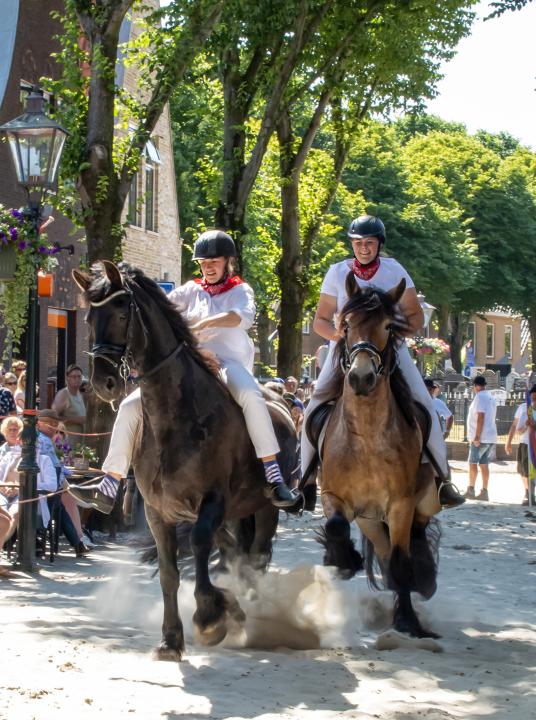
[72,269,91,292]
[102,260,124,288]
[345,271,361,298]
[389,278,406,304]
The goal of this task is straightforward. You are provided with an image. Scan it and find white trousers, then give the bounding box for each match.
[102,359,280,478]
[301,342,448,476]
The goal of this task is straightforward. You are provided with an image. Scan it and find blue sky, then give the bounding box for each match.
[426,1,536,149]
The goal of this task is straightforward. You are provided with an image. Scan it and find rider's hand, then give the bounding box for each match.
[505,443,512,455]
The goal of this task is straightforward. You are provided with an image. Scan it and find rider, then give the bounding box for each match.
[301,214,465,508]
[68,230,298,513]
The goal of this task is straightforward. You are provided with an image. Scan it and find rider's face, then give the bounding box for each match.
[198,257,227,284]
[351,236,379,265]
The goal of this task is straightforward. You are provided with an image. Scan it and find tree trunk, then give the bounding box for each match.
[276,111,305,379]
[436,304,450,344]
[448,312,466,373]
[256,306,272,371]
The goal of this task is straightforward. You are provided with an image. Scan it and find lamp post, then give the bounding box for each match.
[0,86,68,571]
[416,291,436,337]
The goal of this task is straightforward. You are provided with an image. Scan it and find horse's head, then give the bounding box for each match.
[337,272,407,396]
[73,261,135,402]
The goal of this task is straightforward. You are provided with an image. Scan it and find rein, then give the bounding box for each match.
[86,283,183,392]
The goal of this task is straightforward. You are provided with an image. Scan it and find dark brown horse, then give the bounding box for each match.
[73,261,299,659]
[318,273,441,638]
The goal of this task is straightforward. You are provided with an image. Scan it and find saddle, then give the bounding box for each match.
[300,397,433,490]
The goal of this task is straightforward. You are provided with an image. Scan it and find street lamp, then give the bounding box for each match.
[416,291,436,336]
[0,86,68,571]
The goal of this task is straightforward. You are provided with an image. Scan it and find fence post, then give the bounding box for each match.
[463,397,468,443]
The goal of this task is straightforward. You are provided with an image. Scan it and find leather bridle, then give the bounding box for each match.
[86,284,185,392]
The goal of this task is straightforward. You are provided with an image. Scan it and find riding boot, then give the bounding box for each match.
[68,474,119,515]
[436,467,465,508]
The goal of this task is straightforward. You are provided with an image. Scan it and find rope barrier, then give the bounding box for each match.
[0,473,104,508]
[0,413,112,436]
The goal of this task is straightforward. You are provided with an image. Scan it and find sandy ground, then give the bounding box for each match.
[0,460,534,720]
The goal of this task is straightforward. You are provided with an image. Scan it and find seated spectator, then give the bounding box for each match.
[0,381,17,432]
[0,416,23,460]
[36,409,90,555]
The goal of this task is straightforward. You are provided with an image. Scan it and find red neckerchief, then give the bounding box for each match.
[194,274,244,296]
[352,256,380,281]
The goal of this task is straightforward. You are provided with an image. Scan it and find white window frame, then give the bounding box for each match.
[486,323,495,358]
[504,324,512,359]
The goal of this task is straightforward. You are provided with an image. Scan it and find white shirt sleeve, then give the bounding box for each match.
[167,282,194,314]
[320,264,341,298]
[230,283,256,330]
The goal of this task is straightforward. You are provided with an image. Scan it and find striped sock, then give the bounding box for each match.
[97,475,120,498]
[263,460,283,486]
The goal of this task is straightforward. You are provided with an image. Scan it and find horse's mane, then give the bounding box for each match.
[86,262,210,372]
[324,281,416,425]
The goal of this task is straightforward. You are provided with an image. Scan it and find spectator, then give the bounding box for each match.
[424,379,453,438]
[36,409,90,554]
[465,376,497,501]
[506,385,536,506]
[52,364,86,443]
[0,389,17,445]
[13,371,25,415]
[11,360,26,380]
[284,376,298,395]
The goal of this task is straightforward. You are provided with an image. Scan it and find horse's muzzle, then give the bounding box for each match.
[91,357,123,402]
[348,367,377,396]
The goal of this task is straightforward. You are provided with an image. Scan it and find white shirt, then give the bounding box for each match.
[467,389,497,444]
[168,280,256,372]
[515,403,533,445]
[0,448,57,525]
[433,397,452,433]
[320,257,415,313]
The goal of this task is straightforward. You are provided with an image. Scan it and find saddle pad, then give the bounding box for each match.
[305,399,336,459]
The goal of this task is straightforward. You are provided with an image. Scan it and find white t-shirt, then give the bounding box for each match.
[168,280,256,372]
[467,390,497,443]
[515,403,532,445]
[433,397,452,433]
[320,257,415,313]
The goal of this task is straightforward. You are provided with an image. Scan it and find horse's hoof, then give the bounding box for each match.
[194,619,228,647]
[152,643,183,662]
[222,588,246,624]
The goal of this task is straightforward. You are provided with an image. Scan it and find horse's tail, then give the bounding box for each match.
[361,518,441,598]
[361,530,386,591]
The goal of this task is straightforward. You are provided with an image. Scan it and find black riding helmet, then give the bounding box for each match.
[193,230,237,259]
[348,215,386,244]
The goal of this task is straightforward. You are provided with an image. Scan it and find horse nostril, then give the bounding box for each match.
[106,377,116,392]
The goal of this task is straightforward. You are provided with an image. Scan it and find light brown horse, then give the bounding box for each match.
[318,273,441,638]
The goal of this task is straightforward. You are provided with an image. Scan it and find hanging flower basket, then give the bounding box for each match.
[0,244,17,280]
[407,337,450,374]
[0,204,60,357]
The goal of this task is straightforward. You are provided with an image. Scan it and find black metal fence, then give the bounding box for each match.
[444,390,527,443]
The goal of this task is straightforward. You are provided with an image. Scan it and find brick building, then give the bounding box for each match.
[0,0,180,404]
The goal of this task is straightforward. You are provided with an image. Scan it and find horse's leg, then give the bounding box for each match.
[387,500,438,639]
[249,505,278,571]
[356,518,391,587]
[144,504,184,661]
[319,492,363,579]
[191,491,245,646]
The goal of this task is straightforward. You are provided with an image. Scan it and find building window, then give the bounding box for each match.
[504,325,512,359]
[302,317,310,335]
[486,323,494,358]
[127,173,141,226]
[144,138,160,233]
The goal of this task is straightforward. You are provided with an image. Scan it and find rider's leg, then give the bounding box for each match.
[220,360,297,508]
[396,344,464,507]
[67,389,142,514]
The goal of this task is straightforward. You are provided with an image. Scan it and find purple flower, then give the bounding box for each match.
[38,245,48,254]
[0,232,7,245]
[9,227,18,242]
[10,209,23,220]
[17,240,27,250]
